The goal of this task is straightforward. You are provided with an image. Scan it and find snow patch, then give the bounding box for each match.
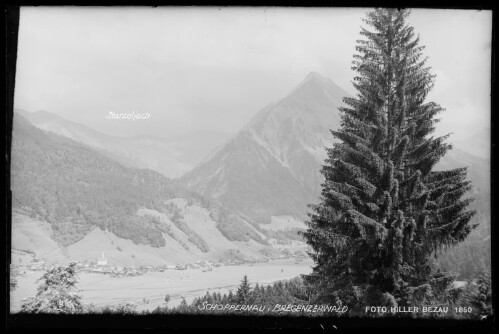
[260,216,307,231]
[248,129,289,168]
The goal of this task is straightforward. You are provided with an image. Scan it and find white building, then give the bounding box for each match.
[97,252,108,266]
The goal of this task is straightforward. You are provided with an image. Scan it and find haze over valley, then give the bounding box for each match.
[12,72,490,276]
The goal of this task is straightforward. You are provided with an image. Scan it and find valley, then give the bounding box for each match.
[10,72,491,314]
[10,257,314,313]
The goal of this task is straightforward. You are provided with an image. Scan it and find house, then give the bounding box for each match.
[268,238,278,246]
[97,252,108,266]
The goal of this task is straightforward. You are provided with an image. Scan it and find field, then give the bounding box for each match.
[10,258,313,313]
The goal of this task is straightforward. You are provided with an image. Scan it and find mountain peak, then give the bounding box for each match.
[281,71,349,109]
[289,71,346,97]
[244,72,348,132]
[182,72,351,224]
[304,71,327,82]
[293,72,331,90]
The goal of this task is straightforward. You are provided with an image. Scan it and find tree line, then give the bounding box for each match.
[17,263,491,319]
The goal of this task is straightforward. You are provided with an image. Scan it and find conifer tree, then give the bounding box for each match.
[252,283,261,303]
[177,297,189,313]
[302,8,476,309]
[21,262,84,314]
[470,269,492,315]
[236,275,251,303]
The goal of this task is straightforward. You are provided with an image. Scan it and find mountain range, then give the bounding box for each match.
[180,72,490,225]
[11,114,271,266]
[15,108,231,179]
[12,72,490,270]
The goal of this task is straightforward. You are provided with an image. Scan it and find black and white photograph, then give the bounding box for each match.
[6,5,493,330]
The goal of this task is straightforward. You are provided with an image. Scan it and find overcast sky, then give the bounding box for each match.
[14,7,491,141]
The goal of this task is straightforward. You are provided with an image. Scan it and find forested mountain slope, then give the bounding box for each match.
[11,114,266,263]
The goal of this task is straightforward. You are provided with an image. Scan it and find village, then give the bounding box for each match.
[10,247,309,280]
